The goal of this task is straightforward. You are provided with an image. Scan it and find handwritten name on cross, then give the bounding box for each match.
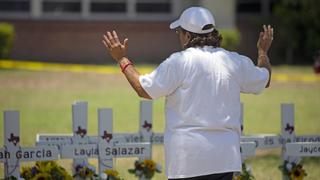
[241,104,320,149]
[280,104,320,180]
[59,107,151,176]
[0,111,59,179]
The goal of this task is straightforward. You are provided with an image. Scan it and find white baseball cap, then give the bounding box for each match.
[170,7,215,34]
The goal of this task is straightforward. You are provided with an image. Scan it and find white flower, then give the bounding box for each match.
[137,160,143,164]
[156,164,162,171]
[293,157,301,164]
[246,165,252,173]
[136,170,143,176]
[287,156,300,164]
[81,161,89,166]
[100,173,108,180]
[88,165,96,172]
[286,163,292,171]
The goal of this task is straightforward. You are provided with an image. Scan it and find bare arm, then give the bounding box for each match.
[256,25,274,88]
[119,57,152,99]
[102,31,152,99]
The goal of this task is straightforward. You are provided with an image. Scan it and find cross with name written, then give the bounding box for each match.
[0,111,59,179]
[238,103,320,179]
[240,103,320,149]
[58,105,151,177]
[280,104,320,180]
[36,101,108,174]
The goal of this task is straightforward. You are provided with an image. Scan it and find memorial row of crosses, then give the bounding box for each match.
[1,101,319,179]
[1,102,151,179]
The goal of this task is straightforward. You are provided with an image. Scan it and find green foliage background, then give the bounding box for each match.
[274,0,320,64]
[0,23,14,58]
[220,29,240,51]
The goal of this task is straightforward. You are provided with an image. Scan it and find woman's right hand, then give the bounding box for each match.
[257,25,274,55]
[102,30,129,63]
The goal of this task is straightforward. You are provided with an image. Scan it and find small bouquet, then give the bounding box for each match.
[128,159,162,179]
[279,160,307,180]
[100,169,123,180]
[73,162,98,179]
[233,163,254,180]
[20,161,72,180]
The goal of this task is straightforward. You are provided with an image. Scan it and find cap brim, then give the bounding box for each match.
[169,20,180,29]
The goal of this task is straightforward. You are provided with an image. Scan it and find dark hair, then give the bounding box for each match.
[181,24,222,48]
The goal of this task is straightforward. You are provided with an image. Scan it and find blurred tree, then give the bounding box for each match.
[0,23,14,59]
[274,0,320,64]
[220,29,241,51]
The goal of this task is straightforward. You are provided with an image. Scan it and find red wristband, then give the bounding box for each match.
[120,60,133,73]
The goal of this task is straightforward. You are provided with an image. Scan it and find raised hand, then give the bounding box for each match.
[102,30,128,62]
[257,25,274,55]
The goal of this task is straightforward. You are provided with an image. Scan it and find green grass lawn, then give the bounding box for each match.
[0,66,319,179]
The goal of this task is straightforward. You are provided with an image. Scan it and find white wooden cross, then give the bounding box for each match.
[35,101,98,174]
[280,104,320,180]
[235,103,320,179]
[281,104,296,159]
[0,111,59,179]
[240,103,320,149]
[59,107,151,176]
[71,101,91,173]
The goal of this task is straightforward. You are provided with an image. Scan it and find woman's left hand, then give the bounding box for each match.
[102,30,128,63]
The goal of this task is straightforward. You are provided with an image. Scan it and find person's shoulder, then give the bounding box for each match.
[177,46,212,58]
[218,48,252,63]
[168,51,184,59]
[217,48,241,58]
[165,50,188,65]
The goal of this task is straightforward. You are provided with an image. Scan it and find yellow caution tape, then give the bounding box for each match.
[1,60,320,83]
[272,73,320,83]
[0,59,153,74]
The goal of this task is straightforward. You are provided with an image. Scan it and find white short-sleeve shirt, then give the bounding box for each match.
[139,46,269,179]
